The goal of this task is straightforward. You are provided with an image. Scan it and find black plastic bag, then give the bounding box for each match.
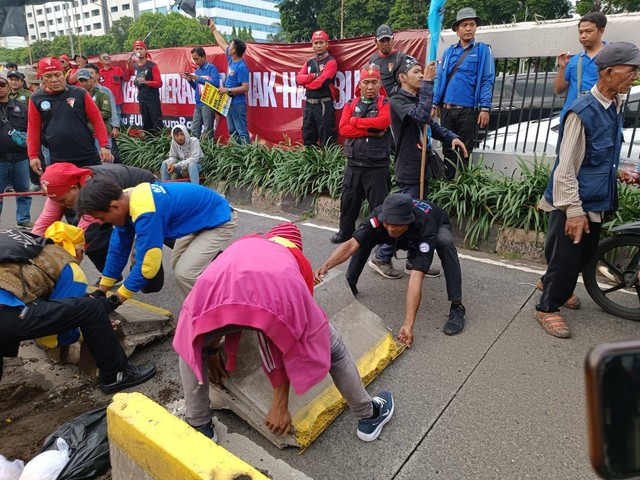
[426,148,447,180]
[41,407,110,480]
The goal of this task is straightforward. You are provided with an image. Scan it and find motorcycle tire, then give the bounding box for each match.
[583,234,640,321]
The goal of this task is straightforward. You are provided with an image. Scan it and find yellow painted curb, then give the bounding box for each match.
[108,392,269,480]
[86,285,173,317]
[292,333,405,450]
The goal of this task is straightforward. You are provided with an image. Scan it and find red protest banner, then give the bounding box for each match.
[105,30,427,144]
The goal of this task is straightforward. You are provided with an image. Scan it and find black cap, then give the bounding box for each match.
[6,70,24,79]
[595,42,640,71]
[376,24,393,40]
[395,55,421,83]
[378,194,415,225]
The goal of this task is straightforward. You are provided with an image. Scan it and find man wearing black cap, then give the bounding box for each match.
[370,56,466,279]
[535,42,640,339]
[370,24,406,97]
[315,193,466,343]
[7,70,30,104]
[433,7,494,180]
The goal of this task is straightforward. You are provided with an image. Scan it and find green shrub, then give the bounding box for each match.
[119,133,640,246]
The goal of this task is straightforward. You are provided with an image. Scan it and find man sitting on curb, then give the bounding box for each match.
[174,223,394,442]
[315,193,466,342]
[161,125,204,185]
[0,228,155,392]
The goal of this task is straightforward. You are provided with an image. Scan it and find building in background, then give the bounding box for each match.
[137,0,281,42]
[24,0,139,42]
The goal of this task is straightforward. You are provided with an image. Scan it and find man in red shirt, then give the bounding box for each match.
[124,40,163,136]
[331,64,391,244]
[98,52,125,125]
[27,57,113,176]
[296,30,338,147]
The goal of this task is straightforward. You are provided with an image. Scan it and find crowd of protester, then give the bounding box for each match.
[0,8,639,451]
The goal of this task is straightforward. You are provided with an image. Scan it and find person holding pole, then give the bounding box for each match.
[368,56,466,280]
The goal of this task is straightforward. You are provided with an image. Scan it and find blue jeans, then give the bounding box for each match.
[161,160,202,184]
[0,159,32,224]
[227,102,250,144]
[192,104,216,139]
[94,138,113,152]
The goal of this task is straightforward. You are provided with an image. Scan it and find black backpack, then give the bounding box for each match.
[0,228,49,263]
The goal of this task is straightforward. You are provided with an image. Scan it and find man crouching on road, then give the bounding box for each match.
[0,228,155,392]
[174,223,394,442]
[315,193,466,344]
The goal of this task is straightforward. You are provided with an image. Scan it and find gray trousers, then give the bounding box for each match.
[180,323,373,427]
[171,211,237,304]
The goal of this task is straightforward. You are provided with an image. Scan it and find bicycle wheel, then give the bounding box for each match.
[583,234,640,321]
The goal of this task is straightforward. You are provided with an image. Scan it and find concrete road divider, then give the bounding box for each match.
[210,268,405,450]
[108,392,269,480]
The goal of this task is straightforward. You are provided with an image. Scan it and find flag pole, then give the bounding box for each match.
[420,0,446,200]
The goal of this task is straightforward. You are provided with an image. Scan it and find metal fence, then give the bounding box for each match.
[477,56,640,160]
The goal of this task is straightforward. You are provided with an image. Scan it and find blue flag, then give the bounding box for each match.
[427,0,447,62]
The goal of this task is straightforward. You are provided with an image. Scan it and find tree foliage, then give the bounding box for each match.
[576,0,640,15]
[278,0,573,41]
[125,12,212,50]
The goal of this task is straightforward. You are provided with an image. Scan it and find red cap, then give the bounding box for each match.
[360,65,381,80]
[40,163,94,199]
[268,223,303,250]
[133,40,147,49]
[311,30,329,43]
[59,55,71,62]
[37,57,64,77]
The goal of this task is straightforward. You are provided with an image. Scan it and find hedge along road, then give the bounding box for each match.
[2,194,637,480]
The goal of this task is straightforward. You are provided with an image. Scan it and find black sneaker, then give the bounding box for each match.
[404,262,441,278]
[192,420,218,442]
[330,232,351,244]
[443,304,466,335]
[100,362,156,394]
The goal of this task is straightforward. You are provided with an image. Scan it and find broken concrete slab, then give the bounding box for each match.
[210,268,405,449]
[78,298,175,381]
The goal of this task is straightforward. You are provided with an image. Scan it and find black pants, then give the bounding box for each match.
[338,165,390,238]
[537,209,602,312]
[0,297,128,380]
[140,100,163,136]
[302,100,336,147]
[347,222,463,301]
[441,107,477,180]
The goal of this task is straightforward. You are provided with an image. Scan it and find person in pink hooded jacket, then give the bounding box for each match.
[173,222,394,442]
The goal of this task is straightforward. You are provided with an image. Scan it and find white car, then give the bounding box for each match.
[481,85,640,159]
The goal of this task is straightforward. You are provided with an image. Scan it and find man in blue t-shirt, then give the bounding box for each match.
[77,179,238,306]
[184,47,220,140]
[209,20,251,144]
[554,12,607,122]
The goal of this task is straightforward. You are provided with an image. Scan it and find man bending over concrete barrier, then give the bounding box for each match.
[173,223,395,443]
[76,178,237,305]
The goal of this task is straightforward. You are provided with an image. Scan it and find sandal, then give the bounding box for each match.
[536,278,581,310]
[535,311,571,338]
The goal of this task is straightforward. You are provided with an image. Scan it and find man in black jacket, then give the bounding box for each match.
[331,64,391,244]
[0,70,32,228]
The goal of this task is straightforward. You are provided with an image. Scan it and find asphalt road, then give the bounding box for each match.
[3,194,639,480]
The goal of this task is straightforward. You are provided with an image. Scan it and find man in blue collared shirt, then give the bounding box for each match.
[433,7,494,180]
[554,12,607,122]
[184,47,221,140]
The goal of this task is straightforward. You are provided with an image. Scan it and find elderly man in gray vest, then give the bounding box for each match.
[535,42,640,339]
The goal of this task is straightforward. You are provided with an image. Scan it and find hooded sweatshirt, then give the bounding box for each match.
[167,124,203,170]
